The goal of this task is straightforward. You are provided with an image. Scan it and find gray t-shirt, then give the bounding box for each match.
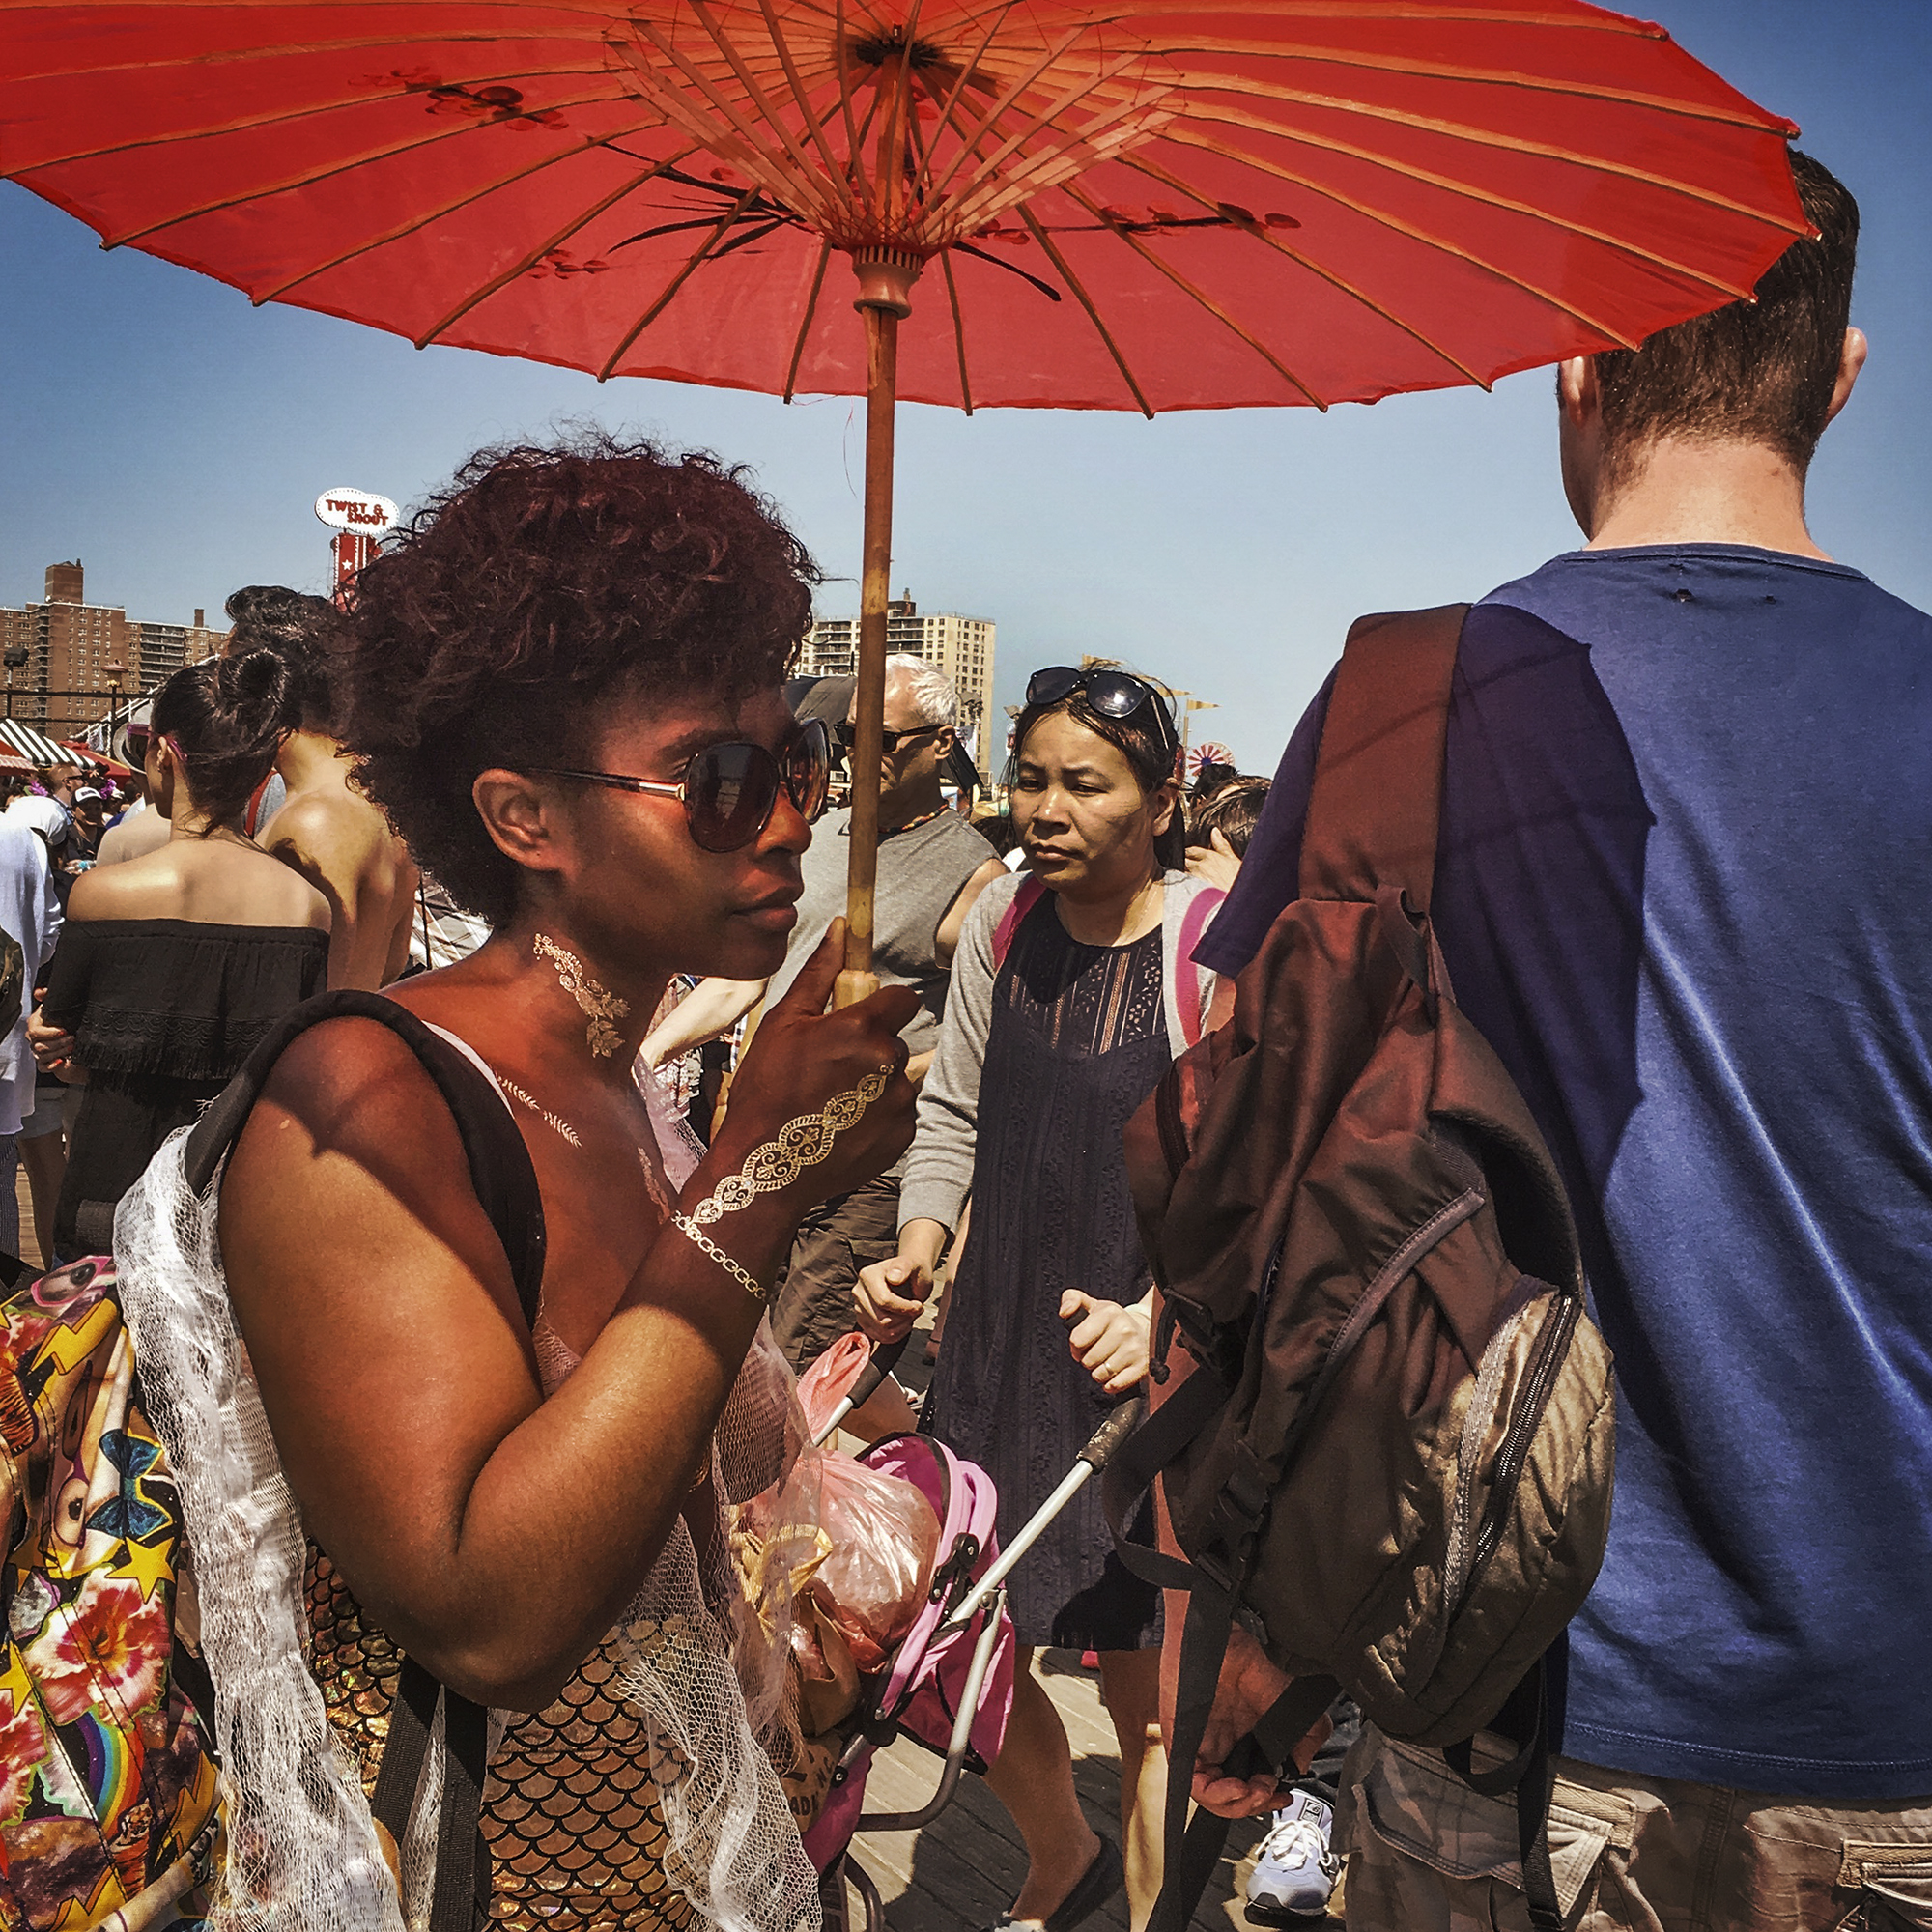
[766,806,996,1062]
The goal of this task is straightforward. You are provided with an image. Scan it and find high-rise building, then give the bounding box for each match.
[800,592,996,774]
[0,563,229,735]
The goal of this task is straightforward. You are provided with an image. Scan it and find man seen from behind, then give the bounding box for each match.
[1192,153,1932,1930]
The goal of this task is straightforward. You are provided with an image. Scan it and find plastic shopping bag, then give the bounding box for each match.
[737,1443,941,1676]
[795,1331,872,1441]
[804,1451,942,1671]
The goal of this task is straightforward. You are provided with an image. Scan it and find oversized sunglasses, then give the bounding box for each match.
[526,719,831,853]
[833,719,947,757]
[1025,666,1179,757]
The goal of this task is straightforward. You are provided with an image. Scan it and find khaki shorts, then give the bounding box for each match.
[1338,1723,1932,1931]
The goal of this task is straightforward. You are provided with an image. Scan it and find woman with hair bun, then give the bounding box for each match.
[35,650,328,1257]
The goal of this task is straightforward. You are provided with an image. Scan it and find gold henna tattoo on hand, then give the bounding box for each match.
[684,1065,894,1226]
[534,932,631,1059]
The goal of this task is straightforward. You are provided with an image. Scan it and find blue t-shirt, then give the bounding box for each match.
[1200,546,1932,1800]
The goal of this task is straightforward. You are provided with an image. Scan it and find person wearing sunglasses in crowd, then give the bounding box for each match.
[118,438,917,1928]
[643,651,1007,1434]
[857,664,1226,1932]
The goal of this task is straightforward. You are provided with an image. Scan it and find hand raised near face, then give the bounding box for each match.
[716,920,918,1209]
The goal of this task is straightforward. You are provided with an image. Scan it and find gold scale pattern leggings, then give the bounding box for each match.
[305,1548,696,1932]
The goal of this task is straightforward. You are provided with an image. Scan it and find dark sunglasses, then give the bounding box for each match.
[834,719,948,757]
[1025,666,1179,757]
[525,719,830,853]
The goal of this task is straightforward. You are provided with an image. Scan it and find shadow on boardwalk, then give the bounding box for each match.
[843,1648,1295,1932]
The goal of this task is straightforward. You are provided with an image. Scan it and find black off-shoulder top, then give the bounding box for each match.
[43,919,329,1256]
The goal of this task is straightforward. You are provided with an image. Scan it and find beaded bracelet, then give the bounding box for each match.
[670,1212,767,1301]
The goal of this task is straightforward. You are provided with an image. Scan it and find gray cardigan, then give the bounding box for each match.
[896,869,1223,1235]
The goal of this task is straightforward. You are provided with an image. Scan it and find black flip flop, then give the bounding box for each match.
[988,1837,1125,1932]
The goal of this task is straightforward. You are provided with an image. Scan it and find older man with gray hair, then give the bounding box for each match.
[645,653,1006,1426]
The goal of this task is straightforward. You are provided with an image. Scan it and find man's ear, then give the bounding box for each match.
[1556,355,1600,425]
[472,768,567,878]
[1823,327,1869,430]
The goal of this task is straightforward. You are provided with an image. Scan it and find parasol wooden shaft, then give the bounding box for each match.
[834,298,898,1009]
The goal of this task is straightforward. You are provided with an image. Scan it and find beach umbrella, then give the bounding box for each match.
[1,0,1807,998]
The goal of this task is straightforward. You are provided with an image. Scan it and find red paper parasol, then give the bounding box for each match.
[1,0,1808,994]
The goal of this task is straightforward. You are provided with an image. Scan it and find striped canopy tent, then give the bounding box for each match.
[0,720,72,767]
[57,738,139,775]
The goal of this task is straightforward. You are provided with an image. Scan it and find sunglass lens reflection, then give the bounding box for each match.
[686,743,773,853]
[1026,667,1081,707]
[786,724,830,823]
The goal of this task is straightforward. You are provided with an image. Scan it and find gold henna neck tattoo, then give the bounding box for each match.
[533,932,631,1059]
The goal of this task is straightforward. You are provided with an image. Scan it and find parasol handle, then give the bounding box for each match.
[837,288,903,1010]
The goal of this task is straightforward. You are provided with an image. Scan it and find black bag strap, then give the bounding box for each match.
[1442,1658,1563,1932]
[185,987,546,1926]
[1298,603,1468,914]
[184,987,545,1325]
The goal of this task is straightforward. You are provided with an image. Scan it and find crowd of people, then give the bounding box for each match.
[0,145,1924,1932]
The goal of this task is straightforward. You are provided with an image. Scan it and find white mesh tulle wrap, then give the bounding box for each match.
[116,1130,407,1932]
[116,1089,820,1932]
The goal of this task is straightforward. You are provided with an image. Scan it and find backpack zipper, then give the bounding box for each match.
[1458,1290,1581,1605]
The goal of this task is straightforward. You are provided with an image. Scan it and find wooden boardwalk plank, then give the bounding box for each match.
[846,1653,1280,1932]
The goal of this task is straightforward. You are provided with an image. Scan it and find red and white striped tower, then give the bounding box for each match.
[314,488,399,606]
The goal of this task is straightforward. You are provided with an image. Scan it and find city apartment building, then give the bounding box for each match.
[0,561,227,733]
[800,592,996,774]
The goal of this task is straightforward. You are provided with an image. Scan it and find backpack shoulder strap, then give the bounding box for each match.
[1297,603,1470,913]
[991,873,1048,969]
[183,988,546,1326]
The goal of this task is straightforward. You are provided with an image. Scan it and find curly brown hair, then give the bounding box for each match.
[342,433,818,925]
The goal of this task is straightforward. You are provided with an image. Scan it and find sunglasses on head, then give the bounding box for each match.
[1025,666,1179,757]
[525,718,831,853]
[834,719,947,757]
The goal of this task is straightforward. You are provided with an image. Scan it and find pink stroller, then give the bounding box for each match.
[801,1337,1145,1932]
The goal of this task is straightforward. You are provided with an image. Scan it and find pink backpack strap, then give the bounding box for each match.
[992,875,1048,969]
[1174,887,1226,1046]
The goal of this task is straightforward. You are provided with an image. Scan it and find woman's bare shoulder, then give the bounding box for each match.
[220,1012,511,1296]
[64,849,178,921]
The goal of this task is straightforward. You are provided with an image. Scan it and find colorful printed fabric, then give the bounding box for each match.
[0,1256,219,1929]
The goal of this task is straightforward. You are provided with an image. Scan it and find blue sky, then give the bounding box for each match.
[4,0,1927,772]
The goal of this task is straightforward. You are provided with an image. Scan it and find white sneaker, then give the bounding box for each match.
[1244,1790,1340,1925]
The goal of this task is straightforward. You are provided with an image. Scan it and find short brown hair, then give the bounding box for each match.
[1593,152,1857,484]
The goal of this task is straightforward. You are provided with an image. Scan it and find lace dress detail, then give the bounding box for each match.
[924,900,1168,1650]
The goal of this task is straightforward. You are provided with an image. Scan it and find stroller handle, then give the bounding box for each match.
[1077,1396,1146,1472]
[844,1332,912,1416]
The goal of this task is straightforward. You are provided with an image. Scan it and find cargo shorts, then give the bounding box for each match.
[1337,1722,1932,1931]
[767,1173,903,1374]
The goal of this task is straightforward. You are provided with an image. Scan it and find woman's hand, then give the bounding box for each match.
[1061,1290,1151,1394]
[856,1219,947,1343]
[26,1006,71,1071]
[711,923,918,1211]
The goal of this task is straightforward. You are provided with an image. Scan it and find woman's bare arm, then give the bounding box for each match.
[219,946,916,1710]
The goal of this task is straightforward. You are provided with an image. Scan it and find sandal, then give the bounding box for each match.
[987,1836,1125,1932]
